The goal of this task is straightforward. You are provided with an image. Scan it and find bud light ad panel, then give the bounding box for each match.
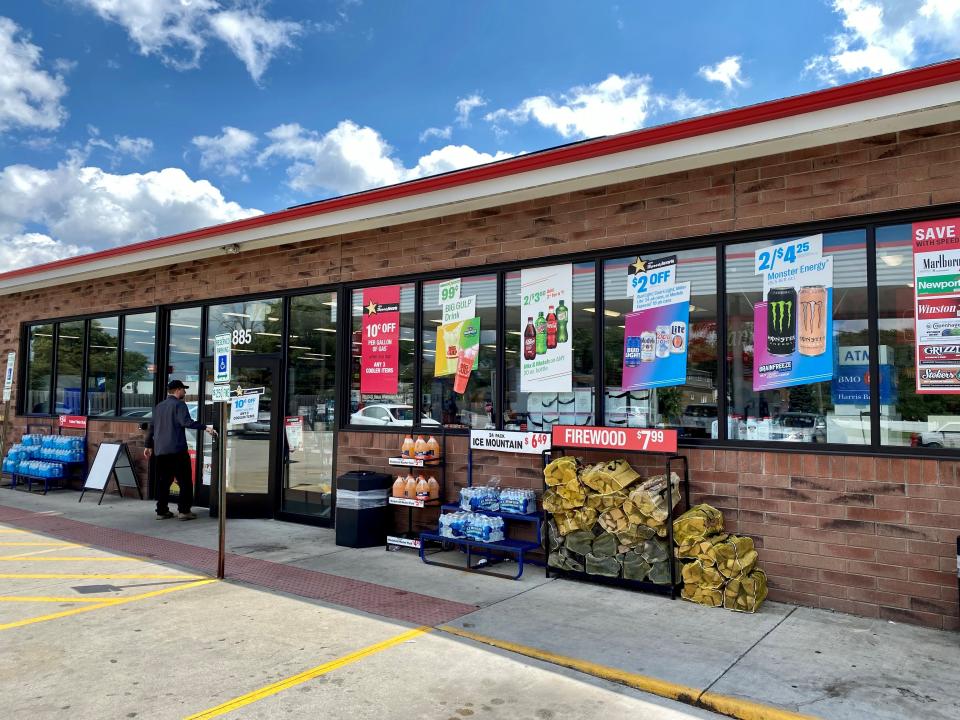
[622,279,691,391]
[752,234,834,391]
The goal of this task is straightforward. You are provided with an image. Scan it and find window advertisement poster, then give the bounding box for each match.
[360,285,401,394]
[832,345,897,405]
[434,279,479,380]
[284,416,304,452]
[752,234,834,391]
[520,264,572,393]
[912,217,960,393]
[229,393,260,424]
[622,255,691,390]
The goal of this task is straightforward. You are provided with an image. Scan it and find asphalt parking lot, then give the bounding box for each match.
[0,522,723,720]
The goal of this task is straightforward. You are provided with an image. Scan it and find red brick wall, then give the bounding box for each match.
[2,121,960,628]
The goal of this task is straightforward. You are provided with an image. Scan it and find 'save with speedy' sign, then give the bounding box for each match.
[551,425,677,453]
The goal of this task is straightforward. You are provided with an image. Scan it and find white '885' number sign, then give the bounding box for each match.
[232,329,252,345]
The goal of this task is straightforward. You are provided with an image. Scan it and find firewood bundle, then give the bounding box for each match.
[542,457,681,584]
[672,504,767,613]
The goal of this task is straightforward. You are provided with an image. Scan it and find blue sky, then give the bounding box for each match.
[1,0,959,270]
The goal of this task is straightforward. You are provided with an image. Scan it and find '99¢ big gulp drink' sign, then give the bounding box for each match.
[361,285,401,394]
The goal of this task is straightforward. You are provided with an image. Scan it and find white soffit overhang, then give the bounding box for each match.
[3,79,960,296]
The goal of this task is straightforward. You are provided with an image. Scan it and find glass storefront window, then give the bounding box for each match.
[876,223,960,447]
[421,275,497,429]
[86,317,119,416]
[504,262,595,431]
[25,323,54,414]
[284,292,338,517]
[726,230,870,444]
[167,307,202,453]
[121,312,156,418]
[55,320,84,416]
[349,284,416,426]
[206,298,283,356]
[603,248,719,434]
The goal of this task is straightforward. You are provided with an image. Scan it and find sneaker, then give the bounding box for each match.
[156,511,175,520]
[178,512,197,521]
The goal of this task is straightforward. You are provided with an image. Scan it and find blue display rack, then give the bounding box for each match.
[4,423,87,495]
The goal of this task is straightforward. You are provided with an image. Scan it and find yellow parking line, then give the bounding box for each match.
[0,529,29,534]
[184,626,430,719]
[0,556,145,562]
[0,573,207,579]
[3,548,65,559]
[0,579,216,632]
[439,625,820,720]
[0,596,125,603]
[0,542,82,547]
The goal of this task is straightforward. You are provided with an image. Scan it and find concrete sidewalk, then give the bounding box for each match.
[1,489,957,720]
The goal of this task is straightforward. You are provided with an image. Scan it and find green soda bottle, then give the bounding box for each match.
[535,311,547,355]
[556,300,569,344]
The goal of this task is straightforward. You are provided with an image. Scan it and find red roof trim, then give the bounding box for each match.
[4,59,960,284]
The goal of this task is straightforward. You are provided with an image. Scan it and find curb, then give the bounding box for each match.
[439,625,820,720]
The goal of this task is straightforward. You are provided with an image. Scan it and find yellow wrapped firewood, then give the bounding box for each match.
[723,568,768,613]
[709,535,758,579]
[552,507,598,536]
[681,583,724,607]
[585,491,627,512]
[677,532,730,562]
[598,498,643,534]
[615,523,656,550]
[672,504,724,546]
[542,485,585,513]
[581,459,640,495]
[627,473,680,524]
[681,559,725,589]
[544,456,581,487]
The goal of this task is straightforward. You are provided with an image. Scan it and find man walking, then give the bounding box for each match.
[145,380,217,520]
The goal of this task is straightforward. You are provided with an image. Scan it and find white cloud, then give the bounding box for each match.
[699,56,748,91]
[0,16,69,132]
[192,126,258,177]
[485,73,724,140]
[258,120,513,195]
[208,9,302,83]
[455,94,487,126]
[114,136,154,161]
[0,150,261,271]
[806,0,960,83]
[419,126,452,143]
[75,0,303,83]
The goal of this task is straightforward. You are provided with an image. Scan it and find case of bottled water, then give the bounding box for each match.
[459,486,500,512]
[498,488,537,515]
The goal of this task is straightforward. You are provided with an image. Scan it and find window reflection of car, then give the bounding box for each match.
[100,406,152,418]
[350,404,440,426]
[914,421,960,449]
[680,404,717,436]
[771,413,826,443]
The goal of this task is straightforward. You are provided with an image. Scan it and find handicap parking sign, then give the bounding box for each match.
[214,333,231,384]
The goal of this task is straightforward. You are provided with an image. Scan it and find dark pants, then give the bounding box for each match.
[155,452,194,515]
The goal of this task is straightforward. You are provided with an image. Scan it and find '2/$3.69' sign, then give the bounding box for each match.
[520,264,572,393]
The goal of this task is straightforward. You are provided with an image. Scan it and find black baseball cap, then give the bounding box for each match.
[167,379,188,391]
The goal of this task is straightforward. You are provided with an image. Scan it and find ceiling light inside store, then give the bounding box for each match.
[604,310,620,318]
[880,254,904,267]
[507,331,521,336]
[256,332,282,337]
[289,345,312,350]
[222,312,250,319]
[125,328,149,333]
[430,319,443,324]
[505,349,517,354]
[134,341,154,346]
[583,307,596,313]
[312,328,336,333]
[170,323,199,329]
[59,335,79,339]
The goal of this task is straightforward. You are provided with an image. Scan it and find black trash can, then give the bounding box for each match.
[335,470,393,548]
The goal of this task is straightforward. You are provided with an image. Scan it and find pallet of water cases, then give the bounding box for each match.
[544,425,690,598]
[385,431,446,551]
[3,423,89,495]
[417,433,543,580]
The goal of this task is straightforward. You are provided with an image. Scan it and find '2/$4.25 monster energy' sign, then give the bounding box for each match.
[752,234,834,391]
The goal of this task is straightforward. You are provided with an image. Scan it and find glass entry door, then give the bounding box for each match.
[203,358,279,518]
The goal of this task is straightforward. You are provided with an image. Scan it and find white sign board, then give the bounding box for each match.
[83,443,122,491]
[230,394,260,424]
[214,333,231,384]
[2,351,14,402]
[470,429,551,455]
[439,278,461,304]
[519,263,573,393]
[211,383,231,403]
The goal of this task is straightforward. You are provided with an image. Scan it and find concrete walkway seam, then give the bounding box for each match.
[438,625,821,720]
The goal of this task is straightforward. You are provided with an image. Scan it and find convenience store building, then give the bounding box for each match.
[1,61,959,630]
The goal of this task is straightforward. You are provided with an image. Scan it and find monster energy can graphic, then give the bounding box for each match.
[766,286,797,355]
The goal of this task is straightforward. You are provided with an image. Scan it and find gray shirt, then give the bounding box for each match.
[145,395,206,455]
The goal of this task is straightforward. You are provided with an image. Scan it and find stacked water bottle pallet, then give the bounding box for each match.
[2,433,86,494]
[419,485,542,579]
